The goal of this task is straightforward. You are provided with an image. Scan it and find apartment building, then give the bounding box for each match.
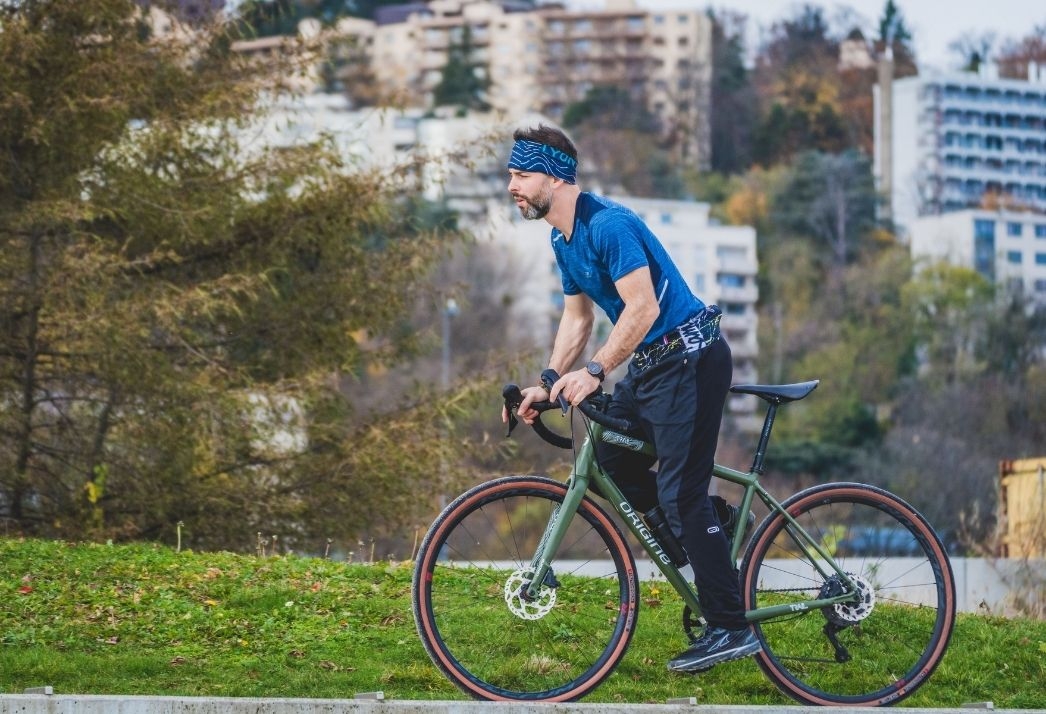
[875,67,1046,237]
[359,0,712,168]
[910,209,1046,303]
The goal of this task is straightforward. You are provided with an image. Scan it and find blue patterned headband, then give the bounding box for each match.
[507,139,578,184]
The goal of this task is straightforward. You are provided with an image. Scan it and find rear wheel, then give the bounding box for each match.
[412,475,639,701]
[740,482,956,706]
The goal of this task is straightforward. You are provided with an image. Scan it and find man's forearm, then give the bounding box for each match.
[547,310,593,376]
[592,300,657,373]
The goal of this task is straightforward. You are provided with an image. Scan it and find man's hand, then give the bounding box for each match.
[502,385,550,426]
[550,368,601,408]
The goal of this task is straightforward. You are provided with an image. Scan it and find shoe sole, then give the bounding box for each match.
[667,641,762,674]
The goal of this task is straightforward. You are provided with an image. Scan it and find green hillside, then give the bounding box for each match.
[1,538,1043,707]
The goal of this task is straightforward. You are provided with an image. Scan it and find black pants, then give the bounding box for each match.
[595,337,747,630]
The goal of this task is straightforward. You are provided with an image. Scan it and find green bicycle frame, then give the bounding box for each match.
[522,419,861,623]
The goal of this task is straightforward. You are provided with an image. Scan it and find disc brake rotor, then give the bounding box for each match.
[822,573,876,626]
[504,568,557,620]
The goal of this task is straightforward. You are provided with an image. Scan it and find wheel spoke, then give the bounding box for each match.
[741,483,955,706]
[413,476,639,701]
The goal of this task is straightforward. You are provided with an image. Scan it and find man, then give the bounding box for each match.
[504,124,760,673]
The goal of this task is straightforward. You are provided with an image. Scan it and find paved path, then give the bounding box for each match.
[0,694,1035,713]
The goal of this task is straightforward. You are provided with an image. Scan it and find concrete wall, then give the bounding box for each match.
[635,557,1045,616]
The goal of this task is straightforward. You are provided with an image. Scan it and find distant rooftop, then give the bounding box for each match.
[374,3,431,25]
[374,0,538,25]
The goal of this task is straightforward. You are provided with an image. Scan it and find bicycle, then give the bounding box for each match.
[412,371,956,705]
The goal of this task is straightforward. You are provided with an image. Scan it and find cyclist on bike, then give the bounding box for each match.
[504,123,761,673]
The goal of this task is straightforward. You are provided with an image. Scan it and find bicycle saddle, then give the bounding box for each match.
[730,380,819,404]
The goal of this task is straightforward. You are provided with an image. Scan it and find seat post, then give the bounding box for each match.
[749,402,779,475]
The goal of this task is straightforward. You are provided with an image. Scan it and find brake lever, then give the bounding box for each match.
[540,368,569,414]
[502,384,523,437]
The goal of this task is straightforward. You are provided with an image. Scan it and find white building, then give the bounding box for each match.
[875,68,1046,238]
[910,209,1046,302]
[318,0,713,168]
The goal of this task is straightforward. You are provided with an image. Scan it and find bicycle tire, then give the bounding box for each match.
[740,482,956,706]
[412,475,639,701]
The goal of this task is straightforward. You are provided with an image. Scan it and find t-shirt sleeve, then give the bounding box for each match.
[593,211,649,281]
[555,251,581,295]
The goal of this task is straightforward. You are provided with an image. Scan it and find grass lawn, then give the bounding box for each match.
[1,538,1044,708]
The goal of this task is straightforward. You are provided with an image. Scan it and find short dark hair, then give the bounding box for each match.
[513,124,579,163]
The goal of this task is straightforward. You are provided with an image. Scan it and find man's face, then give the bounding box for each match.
[507,170,554,220]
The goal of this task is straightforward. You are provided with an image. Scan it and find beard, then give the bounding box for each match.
[514,183,553,220]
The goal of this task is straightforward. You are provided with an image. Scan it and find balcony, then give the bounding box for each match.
[715,284,759,304]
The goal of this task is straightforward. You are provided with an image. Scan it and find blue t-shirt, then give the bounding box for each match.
[551,193,704,348]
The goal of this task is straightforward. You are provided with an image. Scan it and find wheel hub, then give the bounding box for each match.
[504,568,557,620]
[821,573,876,626]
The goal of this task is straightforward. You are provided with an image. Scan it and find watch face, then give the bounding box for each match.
[587,361,604,379]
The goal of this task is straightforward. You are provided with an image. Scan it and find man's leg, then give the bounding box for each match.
[593,375,659,513]
[635,340,761,672]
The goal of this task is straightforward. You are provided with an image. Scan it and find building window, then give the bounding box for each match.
[1035,279,1046,293]
[693,274,706,292]
[1007,250,1022,264]
[723,302,746,315]
[659,212,672,224]
[1007,221,1023,237]
[716,246,744,258]
[1035,224,1046,238]
[974,220,995,280]
[717,273,745,288]
[974,219,995,239]
[1036,253,1046,265]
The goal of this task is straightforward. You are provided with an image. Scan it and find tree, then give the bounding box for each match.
[877,0,911,48]
[324,30,382,107]
[750,5,850,165]
[431,24,490,113]
[235,0,302,37]
[0,0,472,550]
[708,10,756,174]
[995,24,1046,79]
[771,150,879,287]
[563,86,683,197]
[236,0,377,37]
[901,263,995,384]
[949,31,997,72]
[875,0,917,75]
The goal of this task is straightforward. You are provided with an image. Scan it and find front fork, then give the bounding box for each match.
[521,458,592,601]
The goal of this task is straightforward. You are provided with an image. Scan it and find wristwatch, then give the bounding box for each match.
[585,360,606,382]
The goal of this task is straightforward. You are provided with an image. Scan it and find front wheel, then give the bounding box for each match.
[740,482,956,706]
[412,475,640,702]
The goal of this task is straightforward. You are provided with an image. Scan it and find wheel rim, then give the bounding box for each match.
[413,478,639,701]
[742,484,955,706]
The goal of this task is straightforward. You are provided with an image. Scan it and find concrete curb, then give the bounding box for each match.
[0,694,1036,714]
